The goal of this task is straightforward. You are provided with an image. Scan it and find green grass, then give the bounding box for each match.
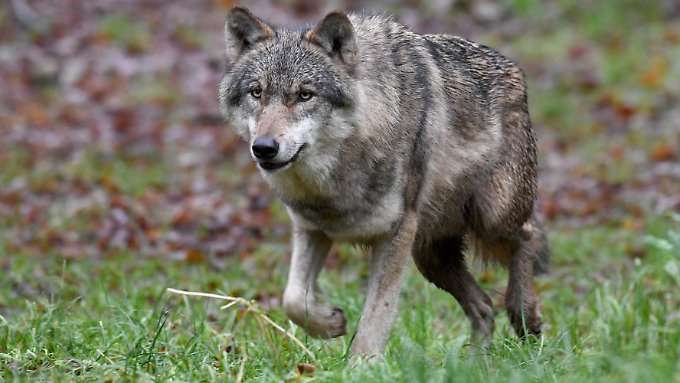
[1,215,678,382]
[97,13,152,53]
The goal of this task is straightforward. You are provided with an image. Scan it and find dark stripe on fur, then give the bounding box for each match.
[405,43,431,209]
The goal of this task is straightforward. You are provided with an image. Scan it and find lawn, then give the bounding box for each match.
[1,217,679,381]
[1,0,679,381]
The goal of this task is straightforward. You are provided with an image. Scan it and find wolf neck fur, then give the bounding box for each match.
[266,128,389,203]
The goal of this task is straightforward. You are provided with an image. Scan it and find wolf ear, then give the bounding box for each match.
[225,7,274,59]
[306,12,357,66]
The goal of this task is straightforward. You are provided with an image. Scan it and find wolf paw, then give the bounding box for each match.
[308,306,347,338]
[284,301,347,339]
[507,306,542,339]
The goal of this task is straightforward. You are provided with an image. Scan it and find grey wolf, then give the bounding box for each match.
[219,6,549,358]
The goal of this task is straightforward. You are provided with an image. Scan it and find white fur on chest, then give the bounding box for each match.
[287,189,403,242]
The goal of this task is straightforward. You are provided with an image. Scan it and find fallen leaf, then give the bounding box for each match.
[296,363,315,377]
[185,249,205,264]
[214,0,235,9]
[640,56,668,88]
[649,143,677,162]
[17,102,49,126]
[621,218,642,231]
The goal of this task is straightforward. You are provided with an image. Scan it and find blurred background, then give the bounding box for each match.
[1,0,677,263]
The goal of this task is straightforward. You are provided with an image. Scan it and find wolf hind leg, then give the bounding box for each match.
[487,222,549,339]
[498,228,544,338]
[413,235,495,344]
[471,231,543,338]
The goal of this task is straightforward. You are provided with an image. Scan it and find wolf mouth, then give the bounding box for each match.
[258,144,307,171]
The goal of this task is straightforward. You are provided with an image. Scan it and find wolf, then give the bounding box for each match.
[219,7,549,357]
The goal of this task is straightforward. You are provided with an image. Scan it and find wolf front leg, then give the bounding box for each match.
[282,227,347,338]
[350,212,417,358]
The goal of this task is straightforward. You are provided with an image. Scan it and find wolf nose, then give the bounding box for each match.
[252,137,279,160]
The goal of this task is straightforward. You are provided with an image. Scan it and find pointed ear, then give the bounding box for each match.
[306,12,357,66]
[224,7,274,59]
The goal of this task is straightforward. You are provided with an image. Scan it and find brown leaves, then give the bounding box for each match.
[0,2,277,261]
[640,56,668,88]
[282,362,316,382]
[649,143,677,162]
[592,93,638,129]
[296,363,316,377]
[1,0,678,262]
[214,0,236,9]
[184,249,206,264]
[16,102,49,126]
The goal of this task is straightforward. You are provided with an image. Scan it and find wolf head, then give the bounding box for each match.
[219,7,359,175]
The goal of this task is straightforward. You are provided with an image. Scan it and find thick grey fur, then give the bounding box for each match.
[219,7,550,358]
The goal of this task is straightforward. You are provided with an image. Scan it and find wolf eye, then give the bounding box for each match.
[250,87,262,99]
[298,90,314,102]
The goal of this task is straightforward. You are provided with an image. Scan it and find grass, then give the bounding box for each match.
[97,13,152,54]
[1,215,679,382]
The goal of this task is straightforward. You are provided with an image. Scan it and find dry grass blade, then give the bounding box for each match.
[220,301,240,310]
[166,288,242,302]
[166,288,315,359]
[236,348,247,383]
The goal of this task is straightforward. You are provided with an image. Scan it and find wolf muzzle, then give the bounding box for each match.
[252,136,279,160]
[254,140,307,171]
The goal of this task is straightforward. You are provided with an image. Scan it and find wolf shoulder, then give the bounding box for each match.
[349,13,527,95]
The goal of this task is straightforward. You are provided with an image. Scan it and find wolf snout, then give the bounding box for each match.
[251,137,279,160]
